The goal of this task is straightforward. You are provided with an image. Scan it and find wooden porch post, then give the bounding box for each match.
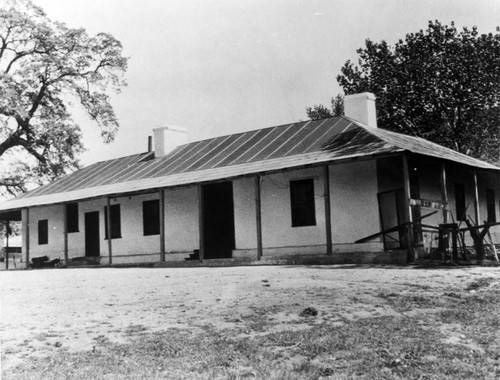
[323,165,333,255]
[159,189,165,262]
[24,208,30,269]
[198,184,204,263]
[63,204,69,266]
[254,175,263,260]
[473,170,480,225]
[440,162,449,224]
[106,197,113,265]
[5,220,9,270]
[402,154,414,261]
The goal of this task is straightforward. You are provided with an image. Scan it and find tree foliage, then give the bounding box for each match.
[306,94,344,120]
[310,21,500,164]
[0,0,128,196]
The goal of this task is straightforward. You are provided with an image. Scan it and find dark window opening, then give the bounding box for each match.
[143,199,160,236]
[409,175,420,199]
[290,178,316,227]
[38,219,48,245]
[455,183,466,221]
[104,204,121,239]
[487,189,496,223]
[66,203,79,233]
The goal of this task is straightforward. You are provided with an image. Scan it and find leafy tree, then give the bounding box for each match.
[310,21,500,164]
[0,0,128,196]
[306,94,344,120]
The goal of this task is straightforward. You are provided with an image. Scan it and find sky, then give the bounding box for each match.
[32,0,500,166]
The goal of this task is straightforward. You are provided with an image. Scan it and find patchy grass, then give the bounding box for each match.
[2,268,500,379]
[6,315,500,379]
[5,283,500,379]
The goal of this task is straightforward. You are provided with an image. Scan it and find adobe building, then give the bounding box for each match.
[0,93,498,267]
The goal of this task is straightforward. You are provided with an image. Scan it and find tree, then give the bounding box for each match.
[309,21,500,164]
[0,0,128,196]
[306,94,344,120]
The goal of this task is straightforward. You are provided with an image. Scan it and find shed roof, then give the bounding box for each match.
[0,116,498,212]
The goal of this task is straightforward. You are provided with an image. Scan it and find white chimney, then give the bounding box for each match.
[153,125,188,157]
[344,92,377,128]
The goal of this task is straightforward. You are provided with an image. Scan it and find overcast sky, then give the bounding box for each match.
[32,0,500,165]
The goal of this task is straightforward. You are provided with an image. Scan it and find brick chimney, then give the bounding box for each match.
[344,92,377,128]
[153,125,188,157]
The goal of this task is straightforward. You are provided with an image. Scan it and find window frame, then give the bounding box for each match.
[38,219,48,245]
[143,199,160,236]
[290,178,317,227]
[104,204,122,240]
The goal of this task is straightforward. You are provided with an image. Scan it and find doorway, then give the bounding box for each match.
[378,189,406,249]
[85,211,100,257]
[202,181,235,259]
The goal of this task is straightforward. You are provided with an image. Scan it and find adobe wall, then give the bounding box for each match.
[233,161,382,255]
[22,160,384,265]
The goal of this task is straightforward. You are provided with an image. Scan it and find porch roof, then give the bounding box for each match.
[0,116,498,212]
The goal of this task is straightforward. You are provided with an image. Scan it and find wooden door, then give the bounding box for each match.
[202,182,235,258]
[85,211,100,257]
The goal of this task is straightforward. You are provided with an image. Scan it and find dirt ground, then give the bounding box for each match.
[1,264,499,375]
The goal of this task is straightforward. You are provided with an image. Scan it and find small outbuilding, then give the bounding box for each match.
[0,93,499,267]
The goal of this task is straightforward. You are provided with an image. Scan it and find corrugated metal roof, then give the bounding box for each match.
[1,116,498,211]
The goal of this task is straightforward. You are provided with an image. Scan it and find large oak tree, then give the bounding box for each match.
[0,0,128,196]
[308,21,500,164]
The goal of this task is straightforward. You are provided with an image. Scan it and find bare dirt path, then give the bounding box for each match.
[1,265,499,374]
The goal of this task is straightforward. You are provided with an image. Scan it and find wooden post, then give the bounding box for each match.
[323,165,333,255]
[402,154,414,261]
[440,162,448,224]
[5,220,9,270]
[255,175,263,260]
[106,197,113,265]
[159,189,165,262]
[25,208,30,269]
[473,170,480,225]
[63,204,69,266]
[198,184,204,263]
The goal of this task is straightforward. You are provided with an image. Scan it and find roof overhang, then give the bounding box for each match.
[0,149,403,212]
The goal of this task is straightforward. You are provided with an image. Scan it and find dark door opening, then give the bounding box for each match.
[409,175,423,246]
[378,188,406,249]
[202,181,235,259]
[85,211,100,257]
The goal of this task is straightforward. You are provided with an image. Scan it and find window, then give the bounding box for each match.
[143,200,160,236]
[290,178,316,227]
[487,189,496,223]
[104,204,121,239]
[455,183,466,221]
[38,219,48,245]
[66,203,79,233]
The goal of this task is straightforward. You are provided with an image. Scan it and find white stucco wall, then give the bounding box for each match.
[260,168,326,248]
[28,204,64,259]
[330,161,380,243]
[106,194,162,259]
[234,162,381,252]
[164,185,199,254]
[19,158,496,264]
[233,177,257,250]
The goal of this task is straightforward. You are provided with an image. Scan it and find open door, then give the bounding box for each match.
[202,182,235,259]
[85,211,100,257]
